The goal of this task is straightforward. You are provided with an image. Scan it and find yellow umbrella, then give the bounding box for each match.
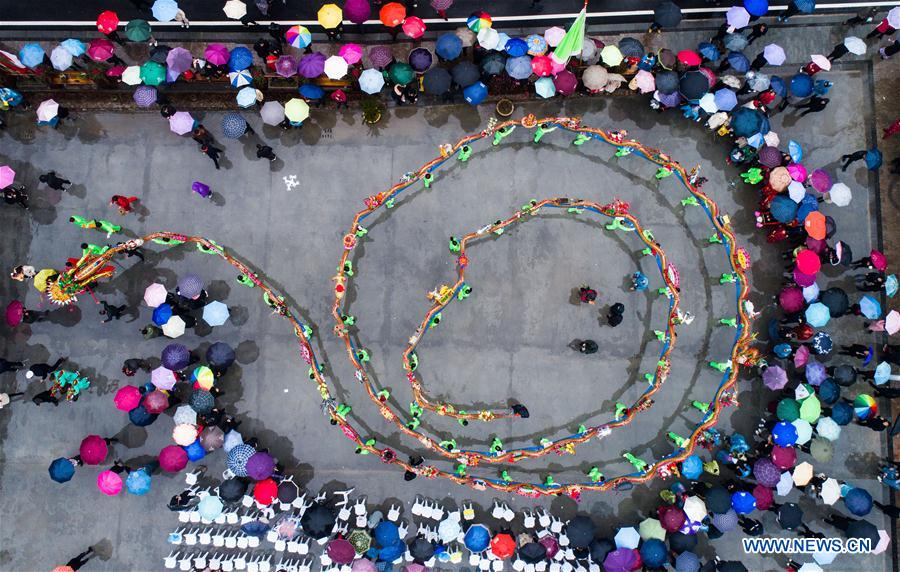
[284,98,310,122]
[33,268,58,292]
[318,3,343,29]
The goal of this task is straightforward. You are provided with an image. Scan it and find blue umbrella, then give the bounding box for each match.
[525,34,548,55]
[436,33,463,60]
[796,193,819,222]
[843,488,872,516]
[774,343,793,358]
[505,56,532,80]
[713,88,737,111]
[805,360,827,385]
[818,379,840,405]
[788,140,803,162]
[535,76,556,98]
[227,443,257,477]
[463,81,488,105]
[859,295,882,319]
[480,52,506,76]
[681,455,703,479]
[49,457,76,483]
[724,33,748,52]
[374,521,400,547]
[505,38,529,57]
[865,149,883,170]
[162,343,191,370]
[152,303,173,326]
[727,51,750,73]
[770,75,787,97]
[185,439,206,461]
[202,301,230,326]
[675,551,701,572]
[299,84,324,99]
[790,73,813,97]
[451,61,479,87]
[805,303,830,327]
[698,42,720,61]
[793,0,815,13]
[61,39,87,57]
[128,404,158,426]
[207,342,235,368]
[236,87,257,108]
[731,491,757,514]
[873,362,892,386]
[770,195,798,223]
[772,421,798,446]
[464,524,491,552]
[228,47,254,71]
[377,541,405,562]
[885,274,897,298]
[423,68,452,94]
[126,468,152,495]
[229,69,253,88]
[744,0,769,16]
[221,112,248,138]
[152,0,180,21]
[19,43,45,69]
[831,402,853,425]
[640,539,668,568]
[811,332,833,355]
[731,107,765,137]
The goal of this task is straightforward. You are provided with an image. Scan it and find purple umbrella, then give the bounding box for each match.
[805,360,827,386]
[246,451,275,480]
[133,85,157,107]
[166,47,193,78]
[178,274,204,299]
[758,146,783,168]
[810,169,831,193]
[162,343,191,370]
[778,286,805,313]
[657,90,682,108]
[408,47,433,72]
[368,45,394,68]
[763,365,788,390]
[753,458,781,487]
[275,55,298,78]
[344,0,371,24]
[298,52,326,78]
[604,548,638,572]
[763,44,786,66]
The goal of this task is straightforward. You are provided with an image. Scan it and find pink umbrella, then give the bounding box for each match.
[752,484,775,510]
[794,345,810,368]
[796,250,821,275]
[327,538,357,564]
[168,111,195,135]
[793,268,817,287]
[275,55,298,77]
[151,366,177,390]
[632,69,655,93]
[787,163,808,182]
[344,0,371,24]
[531,55,552,77]
[538,535,559,558]
[114,386,142,411]
[5,300,23,326]
[869,250,887,271]
[87,38,115,62]
[97,470,123,496]
[810,169,831,193]
[106,66,125,77]
[771,445,797,469]
[339,43,364,65]
[553,69,578,95]
[544,26,566,47]
[143,389,170,414]
[0,165,15,189]
[80,435,109,465]
[205,44,230,66]
[779,287,805,313]
[159,445,188,472]
[352,560,377,572]
[402,16,426,39]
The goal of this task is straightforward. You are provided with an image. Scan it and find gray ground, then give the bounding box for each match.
[0,32,896,572]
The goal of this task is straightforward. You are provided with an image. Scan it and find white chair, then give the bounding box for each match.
[538,509,551,528]
[199,528,213,545]
[234,552,247,570]
[258,557,272,572]
[397,521,409,538]
[274,539,286,551]
[563,549,575,560]
[178,510,191,524]
[316,535,329,546]
[298,539,310,555]
[536,562,548,572]
[553,550,565,561]
[226,511,239,525]
[492,559,504,571]
[215,513,227,525]
[469,553,481,566]
[491,501,505,520]
[353,497,367,515]
[189,511,202,524]
[298,557,313,572]
[575,564,588,572]
[387,504,402,522]
[524,564,536,572]
[432,503,445,521]
[267,530,279,543]
[163,551,180,569]
[242,495,255,508]
[338,505,352,521]
[549,563,562,572]
[355,515,368,528]
[558,534,569,547]
[247,535,260,548]
[588,564,600,572]
[425,557,437,568]
[479,558,492,570]
[550,517,563,534]
[421,500,436,520]
[411,496,425,517]
[193,552,209,569]
[287,540,300,553]
[522,510,536,529]
[221,557,234,572]
[512,558,526,571]
[178,554,193,571]
[560,562,573,572]
[246,555,260,572]
[502,503,515,522]
[209,553,223,570]
[212,530,226,548]
[184,529,198,546]
[236,535,249,549]
[225,532,238,549]
[292,493,307,510]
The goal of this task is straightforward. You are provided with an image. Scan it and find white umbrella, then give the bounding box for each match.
[820,478,841,505]
[122,65,142,86]
[825,182,852,207]
[223,0,247,19]
[682,496,707,523]
[699,92,718,113]
[810,54,831,71]
[788,180,806,203]
[886,309,900,334]
[580,38,597,62]
[173,404,198,425]
[438,517,462,543]
[37,99,59,122]
[358,68,385,94]
[887,6,900,28]
[726,6,751,29]
[764,131,780,147]
[324,55,349,80]
[162,315,186,338]
[843,36,866,55]
[544,26,566,47]
[582,65,608,91]
[260,101,285,125]
[613,527,640,549]
[803,283,819,302]
[202,301,230,326]
[144,283,168,307]
[776,471,794,496]
[792,461,814,486]
[791,419,812,445]
[816,416,841,441]
[50,46,73,71]
[476,27,500,50]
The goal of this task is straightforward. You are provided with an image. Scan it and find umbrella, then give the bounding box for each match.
[152,0,179,21]
[763,365,788,390]
[204,44,229,66]
[150,365,176,390]
[260,101,285,125]
[582,65,609,91]
[60,38,85,57]
[762,43,786,66]
[387,62,414,85]
[639,518,666,541]
[681,455,703,479]
[820,478,841,505]
[246,451,275,480]
[162,316,186,338]
[668,532,697,553]
[159,445,188,472]
[408,48,433,72]
[526,34,548,56]
[50,46,73,71]
[604,548,638,572]
[727,51,750,72]
[227,443,257,477]
[463,82,487,105]
[299,86,324,102]
[675,552,701,572]
[189,389,214,414]
[402,16,427,39]
[745,0,769,15]
[772,445,798,470]
[285,98,310,123]
[777,503,803,529]
[37,99,60,123]
[80,435,109,465]
[846,520,879,547]
[345,0,371,24]
[358,68,386,94]
[615,526,640,549]
[791,73,813,97]
[637,539,666,568]
[199,426,225,452]
[753,484,775,510]
[820,288,849,316]
[885,274,899,298]
[843,36,866,55]
[810,169,832,193]
[777,398,801,422]
[679,71,708,100]
[799,394,821,423]
[806,361,827,386]
[301,504,337,539]
[128,405,157,426]
[173,424,198,446]
[727,6,751,28]
[677,49,701,67]
[381,2,407,27]
[554,70,578,95]
[825,182,852,207]
[480,52,506,75]
[254,478,278,505]
[114,385,142,412]
[724,33,749,51]
[161,343,190,371]
[874,361,893,386]
[754,458,783,487]
[831,402,854,426]
[229,69,253,88]
[698,42,720,62]
[18,44,45,69]
[339,43,363,65]
[617,37,644,59]
[601,45,624,67]
[633,69,655,93]
[185,440,205,462]
[436,33,463,60]
[711,510,738,533]
[797,249,821,275]
[519,542,547,564]
[865,149,883,170]
[654,0,683,28]
[810,437,833,462]
[437,517,461,543]
[810,331,832,355]
[477,27,500,50]
[165,46,192,79]
[168,112,194,136]
[97,470,123,496]
[776,471,794,496]
[176,274,203,299]
[124,468,152,496]
[144,389,170,414]
[96,10,120,34]
[285,25,312,49]
[731,491,757,514]
[451,61,479,87]
[200,300,228,326]
[853,394,877,420]
[275,480,299,505]
[219,477,247,502]
[561,515,594,548]
[792,462,814,486]
[192,366,215,390]
[330,538,358,564]
[779,287,804,313]
[368,45,394,68]
[732,107,765,137]
[220,113,247,141]
[423,68,451,95]
[49,458,76,483]
[318,3,343,29]
[462,523,490,552]
[352,560,377,572]
[324,55,349,79]
[198,495,224,521]
[275,55,298,78]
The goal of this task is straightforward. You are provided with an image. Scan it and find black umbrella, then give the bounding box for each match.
[206,342,236,368]
[618,37,645,58]
[219,477,247,502]
[654,0,683,28]
[717,562,749,572]
[656,70,679,94]
[668,531,698,554]
[589,538,615,562]
[680,71,709,100]
[824,216,837,239]
[408,537,435,562]
[832,240,852,265]
[566,516,596,548]
[820,287,849,317]
[706,486,733,514]
[777,503,803,529]
[833,364,857,386]
[480,52,506,76]
[423,68,452,95]
[302,504,336,538]
[150,45,172,64]
[128,404,158,427]
[451,61,479,87]
[519,542,548,564]
[277,480,299,503]
[846,519,879,546]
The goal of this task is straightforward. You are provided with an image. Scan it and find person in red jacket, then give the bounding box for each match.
[109,195,138,215]
[883,118,900,139]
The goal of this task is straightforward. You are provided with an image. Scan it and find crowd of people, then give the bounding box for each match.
[0,0,898,571]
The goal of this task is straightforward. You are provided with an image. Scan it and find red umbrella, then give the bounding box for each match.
[96,10,120,34]
[254,477,278,504]
[114,386,142,411]
[5,300,23,326]
[490,533,516,559]
[531,55,553,77]
[657,505,685,531]
[380,2,406,27]
[87,39,116,62]
[106,66,126,77]
[778,287,805,313]
[402,16,426,39]
[159,445,188,472]
[752,484,775,510]
[79,435,109,465]
[796,249,821,275]
[553,69,578,95]
[677,50,701,66]
[869,250,887,271]
[771,445,797,469]
[143,389,170,414]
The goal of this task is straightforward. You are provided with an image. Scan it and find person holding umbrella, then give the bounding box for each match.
[109,195,139,214]
[845,6,879,26]
[3,185,29,210]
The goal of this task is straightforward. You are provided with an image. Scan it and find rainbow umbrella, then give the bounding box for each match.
[285,25,312,49]
[466,10,491,32]
[853,394,876,420]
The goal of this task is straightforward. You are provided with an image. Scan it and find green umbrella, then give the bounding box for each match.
[387,62,415,86]
[347,529,372,553]
[551,3,587,65]
[809,437,833,462]
[125,19,152,42]
[140,61,166,86]
[799,394,821,423]
[776,398,800,422]
[639,518,666,541]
